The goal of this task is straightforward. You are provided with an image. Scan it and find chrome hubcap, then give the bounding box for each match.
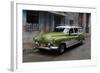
[60,45,65,53]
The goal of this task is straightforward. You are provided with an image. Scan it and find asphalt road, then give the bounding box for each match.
[23,35,91,63]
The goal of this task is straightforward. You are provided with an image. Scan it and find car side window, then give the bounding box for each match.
[74,28,78,33]
[69,28,74,33]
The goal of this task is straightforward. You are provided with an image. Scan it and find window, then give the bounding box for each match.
[69,20,74,26]
[25,10,39,32]
[26,11,39,23]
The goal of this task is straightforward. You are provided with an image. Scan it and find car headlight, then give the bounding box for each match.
[48,43,51,46]
[35,41,39,45]
[35,41,40,47]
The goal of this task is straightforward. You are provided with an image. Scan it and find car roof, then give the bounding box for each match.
[56,26,82,29]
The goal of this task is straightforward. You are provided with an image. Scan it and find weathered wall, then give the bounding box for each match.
[23,11,91,43]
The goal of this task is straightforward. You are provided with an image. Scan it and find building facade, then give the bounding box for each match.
[23,10,91,43]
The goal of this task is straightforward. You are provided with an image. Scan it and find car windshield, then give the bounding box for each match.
[64,28,69,33]
[54,28,65,32]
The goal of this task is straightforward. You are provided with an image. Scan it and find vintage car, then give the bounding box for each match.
[33,26,85,54]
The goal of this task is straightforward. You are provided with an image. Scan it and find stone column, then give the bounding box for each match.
[23,10,26,31]
[74,13,79,26]
[51,14,55,31]
[89,15,91,34]
[65,15,68,25]
[45,13,50,32]
[61,16,65,25]
[39,12,45,33]
[83,13,87,33]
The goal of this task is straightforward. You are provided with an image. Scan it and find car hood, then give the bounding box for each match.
[34,32,79,43]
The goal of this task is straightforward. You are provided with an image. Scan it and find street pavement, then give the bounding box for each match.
[23,35,91,63]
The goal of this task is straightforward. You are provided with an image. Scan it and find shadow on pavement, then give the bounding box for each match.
[23,43,84,56]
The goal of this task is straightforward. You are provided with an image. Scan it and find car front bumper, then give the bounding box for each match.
[33,42,58,50]
[33,46,58,50]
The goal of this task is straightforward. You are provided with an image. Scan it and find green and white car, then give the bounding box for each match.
[33,26,85,54]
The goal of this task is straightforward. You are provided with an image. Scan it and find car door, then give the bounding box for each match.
[65,28,79,48]
[72,28,80,44]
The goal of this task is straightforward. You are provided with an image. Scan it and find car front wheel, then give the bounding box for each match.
[58,44,65,54]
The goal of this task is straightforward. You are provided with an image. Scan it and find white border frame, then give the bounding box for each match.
[11,1,97,72]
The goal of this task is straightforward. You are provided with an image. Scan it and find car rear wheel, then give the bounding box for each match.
[58,44,65,54]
